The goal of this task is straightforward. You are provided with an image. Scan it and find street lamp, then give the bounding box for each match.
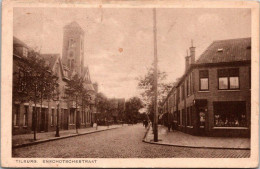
[53,90,60,137]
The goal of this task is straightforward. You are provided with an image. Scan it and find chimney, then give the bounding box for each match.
[185,50,190,71]
[190,40,195,64]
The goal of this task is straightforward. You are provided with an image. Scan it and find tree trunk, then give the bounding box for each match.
[75,95,78,134]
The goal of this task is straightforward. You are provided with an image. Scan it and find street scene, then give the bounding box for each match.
[12,7,251,158]
[13,124,249,158]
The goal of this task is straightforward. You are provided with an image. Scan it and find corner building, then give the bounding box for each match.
[162,38,251,137]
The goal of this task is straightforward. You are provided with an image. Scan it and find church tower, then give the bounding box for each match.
[62,21,85,75]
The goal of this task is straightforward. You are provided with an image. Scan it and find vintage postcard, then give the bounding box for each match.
[1,0,259,168]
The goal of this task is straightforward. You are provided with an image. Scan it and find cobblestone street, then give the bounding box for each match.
[12,124,250,158]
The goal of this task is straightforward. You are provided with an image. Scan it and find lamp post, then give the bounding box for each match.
[153,8,159,142]
[54,90,60,137]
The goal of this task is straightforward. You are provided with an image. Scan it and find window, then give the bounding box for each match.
[190,73,193,94]
[218,68,239,90]
[23,47,28,57]
[69,38,75,48]
[71,59,74,70]
[177,88,180,103]
[51,109,54,126]
[23,106,28,126]
[69,51,74,58]
[213,101,246,127]
[199,70,209,91]
[64,69,68,77]
[181,84,185,100]
[69,110,75,124]
[186,77,190,96]
[81,39,83,50]
[18,69,26,92]
[14,105,20,126]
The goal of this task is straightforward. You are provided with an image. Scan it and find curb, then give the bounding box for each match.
[142,126,250,150]
[13,126,122,149]
[142,123,151,140]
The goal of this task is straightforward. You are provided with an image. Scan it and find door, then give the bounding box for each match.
[63,109,69,130]
[40,108,46,132]
[194,99,207,135]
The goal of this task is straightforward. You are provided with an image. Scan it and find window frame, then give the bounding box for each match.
[51,109,55,126]
[14,104,20,127]
[199,70,209,91]
[23,106,29,127]
[218,68,240,90]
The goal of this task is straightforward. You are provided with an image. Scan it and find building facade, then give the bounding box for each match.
[12,21,96,135]
[161,38,251,137]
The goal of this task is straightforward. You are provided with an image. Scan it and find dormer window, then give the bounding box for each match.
[23,47,28,57]
[217,48,223,52]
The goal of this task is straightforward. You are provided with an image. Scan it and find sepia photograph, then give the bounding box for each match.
[1,0,259,168]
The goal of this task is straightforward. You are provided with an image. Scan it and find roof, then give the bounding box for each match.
[40,54,60,70]
[196,37,251,64]
[64,21,84,33]
[13,36,29,48]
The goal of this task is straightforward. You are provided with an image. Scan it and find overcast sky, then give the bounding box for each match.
[14,8,251,99]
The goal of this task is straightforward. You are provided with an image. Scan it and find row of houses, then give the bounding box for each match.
[160,37,251,137]
[12,22,98,135]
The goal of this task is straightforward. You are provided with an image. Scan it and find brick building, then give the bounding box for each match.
[161,37,251,137]
[12,21,96,135]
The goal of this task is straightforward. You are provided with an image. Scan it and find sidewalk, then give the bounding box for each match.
[144,125,250,150]
[13,124,125,148]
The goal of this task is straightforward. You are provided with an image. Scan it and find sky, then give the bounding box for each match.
[13,8,251,99]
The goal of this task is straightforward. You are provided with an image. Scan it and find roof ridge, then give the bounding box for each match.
[213,37,251,43]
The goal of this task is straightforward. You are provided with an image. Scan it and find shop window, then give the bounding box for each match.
[51,109,55,126]
[199,70,209,91]
[199,108,206,128]
[213,101,247,127]
[14,105,20,126]
[23,106,28,127]
[218,68,239,90]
